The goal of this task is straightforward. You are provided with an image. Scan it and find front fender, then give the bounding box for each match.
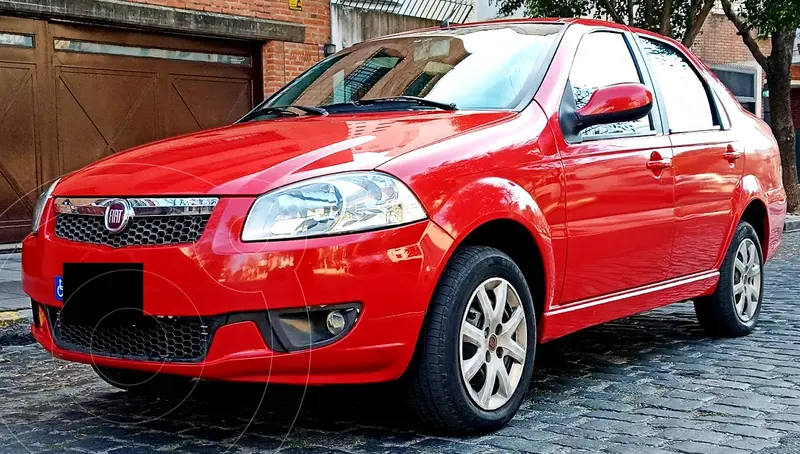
[430,177,557,311]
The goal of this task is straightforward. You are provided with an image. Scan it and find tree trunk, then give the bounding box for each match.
[659,0,672,36]
[682,0,715,48]
[766,31,800,213]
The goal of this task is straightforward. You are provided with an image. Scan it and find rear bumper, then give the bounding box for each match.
[23,197,454,384]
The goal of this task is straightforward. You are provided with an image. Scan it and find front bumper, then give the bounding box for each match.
[24,197,454,384]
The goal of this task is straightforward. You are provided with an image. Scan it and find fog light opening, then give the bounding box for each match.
[270,303,361,352]
[326,310,346,335]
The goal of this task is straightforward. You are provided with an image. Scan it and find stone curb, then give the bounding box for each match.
[0,243,20,254]
[786,215,800,233]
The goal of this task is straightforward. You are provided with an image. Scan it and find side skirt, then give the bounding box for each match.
[539,270,719,342]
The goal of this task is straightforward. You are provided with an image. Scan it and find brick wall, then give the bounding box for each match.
[692,13,770,65]
[126,0,330,96]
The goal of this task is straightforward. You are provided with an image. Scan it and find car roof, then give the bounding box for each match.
[376,17,685,50]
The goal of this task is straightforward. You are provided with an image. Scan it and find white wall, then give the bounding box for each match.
[331,4,439,51]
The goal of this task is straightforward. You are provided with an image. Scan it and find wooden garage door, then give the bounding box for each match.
[0,17,260,243]
[0,18,47,244]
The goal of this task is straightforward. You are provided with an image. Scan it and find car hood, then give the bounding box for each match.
[54,111,515,197]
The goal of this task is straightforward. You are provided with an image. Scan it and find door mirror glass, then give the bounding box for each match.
[576,83,653,131]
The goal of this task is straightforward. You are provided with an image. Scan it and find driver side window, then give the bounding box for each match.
[569,32,653,137]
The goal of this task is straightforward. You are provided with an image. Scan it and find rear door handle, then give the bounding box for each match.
[723,144,743,161]
[646,159,672,170]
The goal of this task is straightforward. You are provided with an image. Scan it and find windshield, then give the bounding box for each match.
[262,23,563,113]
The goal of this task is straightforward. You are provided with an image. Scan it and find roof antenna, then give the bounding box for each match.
[441,7,457,28]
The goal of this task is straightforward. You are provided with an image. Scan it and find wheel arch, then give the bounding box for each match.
[428,177,558,322]
[738,198,769,255]
[717,175,770,267]
[458,219,547,321]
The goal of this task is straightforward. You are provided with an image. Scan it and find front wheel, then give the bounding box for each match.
[694,221,764,337]
[406,246,537,434]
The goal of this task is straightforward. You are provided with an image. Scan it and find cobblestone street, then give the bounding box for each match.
[1,233,799,453]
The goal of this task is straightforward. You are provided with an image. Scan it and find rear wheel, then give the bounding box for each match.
[694,221,764,337]
[407,246,536,434]
[92,365,196,395]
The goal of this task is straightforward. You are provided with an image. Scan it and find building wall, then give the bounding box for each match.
[331,5,438,52]
[126,0,331,96]
[692,13,770,66]
[691,13,771,117]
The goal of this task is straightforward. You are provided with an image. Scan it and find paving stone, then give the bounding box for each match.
[716,436,781,451]
[670,440,749,454]
[712,423,781,439]
[579,418,655,436]
[638,396,706,412]
[583,410,652,423]
[659,427,726,444]
[767,422,800,432]
[649,417,710,430]
[702,404,763,419]
[664,389,716,402]
[483,435,562,453]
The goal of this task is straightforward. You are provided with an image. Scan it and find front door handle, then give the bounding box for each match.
[646,158,672,170]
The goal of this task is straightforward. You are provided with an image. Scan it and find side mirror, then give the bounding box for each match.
[575,83,653,131]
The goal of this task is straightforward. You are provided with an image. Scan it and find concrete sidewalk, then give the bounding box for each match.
[0,253,26,311]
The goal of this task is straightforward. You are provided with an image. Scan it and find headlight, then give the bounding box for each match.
[32,179,59,234]
[242,172,426,241]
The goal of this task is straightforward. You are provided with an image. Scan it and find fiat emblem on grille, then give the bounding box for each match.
[104,199,131,233]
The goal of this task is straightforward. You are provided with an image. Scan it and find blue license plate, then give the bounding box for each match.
[55,276,63,301]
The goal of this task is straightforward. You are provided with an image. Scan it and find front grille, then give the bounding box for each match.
[48,309,215,362]
[55,214,210,248]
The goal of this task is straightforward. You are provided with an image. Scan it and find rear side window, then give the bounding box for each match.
[639,37,715,132]
[569,32,652,137]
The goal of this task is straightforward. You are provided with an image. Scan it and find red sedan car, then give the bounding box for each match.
[23,18,785,433]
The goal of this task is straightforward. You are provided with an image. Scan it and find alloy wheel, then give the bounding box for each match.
[459,277,527,411]
[733,238,761,322]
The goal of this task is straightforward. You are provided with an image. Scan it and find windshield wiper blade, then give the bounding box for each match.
[355,96,457,111]
[287,105,329,115]
[240,105,328,122]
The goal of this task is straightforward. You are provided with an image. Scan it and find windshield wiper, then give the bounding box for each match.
[324,96,457,111]
[240,105,328,122]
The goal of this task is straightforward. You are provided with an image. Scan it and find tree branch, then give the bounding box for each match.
[599,0,626,24]
[720,0,769,70]
[682,0,715,48]
[659,0,672,36]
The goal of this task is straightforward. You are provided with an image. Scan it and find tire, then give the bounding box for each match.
[694,221,764,337]
[406,246,537,434]
[92,365,196,395]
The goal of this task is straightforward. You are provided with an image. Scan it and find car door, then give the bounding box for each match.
[557,30,675,304]
[637,36,744,277]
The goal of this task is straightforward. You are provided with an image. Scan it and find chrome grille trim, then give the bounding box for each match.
[54,197,218,216]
